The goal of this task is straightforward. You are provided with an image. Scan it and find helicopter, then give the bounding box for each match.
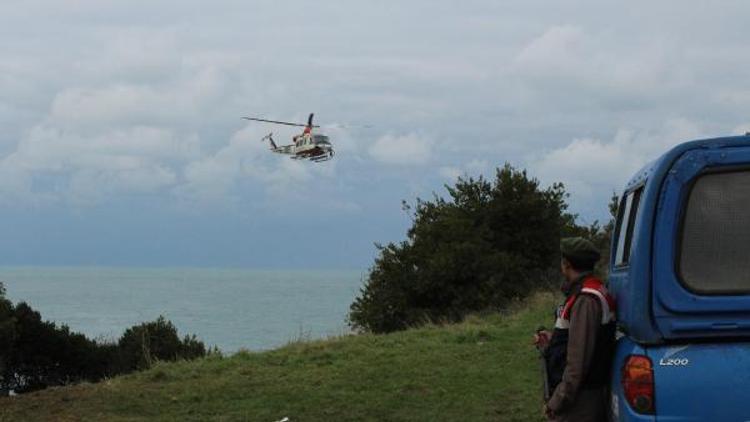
[242,113,334,162]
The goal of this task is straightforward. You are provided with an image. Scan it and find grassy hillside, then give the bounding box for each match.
[0,293,556,422]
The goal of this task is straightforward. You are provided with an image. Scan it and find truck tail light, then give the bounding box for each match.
[622,354,655,414]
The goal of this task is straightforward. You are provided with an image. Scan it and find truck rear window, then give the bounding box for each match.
[680,169,750,294]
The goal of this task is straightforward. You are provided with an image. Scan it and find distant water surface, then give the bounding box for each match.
[0,267,363,352]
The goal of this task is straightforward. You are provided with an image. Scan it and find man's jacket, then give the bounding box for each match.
[544,274,616,413]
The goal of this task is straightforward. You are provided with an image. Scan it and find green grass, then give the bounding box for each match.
[0,293,556,422]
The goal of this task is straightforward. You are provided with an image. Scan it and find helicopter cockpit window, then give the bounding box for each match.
[314,135,330,145]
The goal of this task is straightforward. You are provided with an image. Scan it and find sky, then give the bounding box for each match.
[1,0,750,269]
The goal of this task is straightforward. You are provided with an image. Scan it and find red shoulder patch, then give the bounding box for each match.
[562,276,616,320]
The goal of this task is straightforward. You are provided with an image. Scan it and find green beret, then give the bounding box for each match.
[560,237,601,264]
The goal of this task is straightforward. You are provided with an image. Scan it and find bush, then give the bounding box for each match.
[117,316,207,371]
[349,164,582,333]
[1,302,111,393]
[0,284,16,394]
[0,297,208,394]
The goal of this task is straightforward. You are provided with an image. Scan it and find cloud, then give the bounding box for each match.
[438,159,490,181]
[465,159,489,175]
[509,24,685,113]
[514,25,586,71]
[178,124,336,205]
[49,66,231,131]
[439,166,461,181]
[0,125,196,205]
[368,133,432,165]
[3,0,750,267]
[528,118,705,217]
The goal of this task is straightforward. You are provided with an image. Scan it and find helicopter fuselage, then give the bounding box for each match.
[270,133,334,162]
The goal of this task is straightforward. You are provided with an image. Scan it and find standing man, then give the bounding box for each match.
[534,237,616,421]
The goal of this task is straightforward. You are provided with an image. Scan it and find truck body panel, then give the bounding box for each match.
[648,342,750,421]
[609,135,750,420]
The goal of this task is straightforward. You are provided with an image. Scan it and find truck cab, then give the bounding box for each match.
[608,135,750,421]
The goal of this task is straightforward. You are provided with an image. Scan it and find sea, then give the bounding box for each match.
[0,267,365,353]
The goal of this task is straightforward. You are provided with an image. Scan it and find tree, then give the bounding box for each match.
[0,284,16,395]
[0,299,208,394]
[117,316,206,371]
[3,302,106,393]
[349,164,577,333]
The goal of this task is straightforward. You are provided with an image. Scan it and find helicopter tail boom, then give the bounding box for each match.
[261,132,278,150]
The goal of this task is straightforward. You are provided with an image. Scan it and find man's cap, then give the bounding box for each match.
[560,237,601,264]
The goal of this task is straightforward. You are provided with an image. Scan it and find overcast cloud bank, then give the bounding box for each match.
[1,1,750,266]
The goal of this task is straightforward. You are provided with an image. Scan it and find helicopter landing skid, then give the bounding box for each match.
[310,154,333,163]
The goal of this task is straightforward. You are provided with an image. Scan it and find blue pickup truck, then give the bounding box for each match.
[608,135,750,421]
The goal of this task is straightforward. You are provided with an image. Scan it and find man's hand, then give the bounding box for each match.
[533,329,551,349]
[543,404,556,420]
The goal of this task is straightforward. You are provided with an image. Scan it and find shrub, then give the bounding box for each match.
[349,164,583,333]
[117,316,207,371]
[2,302,108,393]
[0,283,16,394]
[0,299,208,394]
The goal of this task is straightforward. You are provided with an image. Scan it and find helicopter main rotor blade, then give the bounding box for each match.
[242,117,320,128]
[323,123,374,129]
